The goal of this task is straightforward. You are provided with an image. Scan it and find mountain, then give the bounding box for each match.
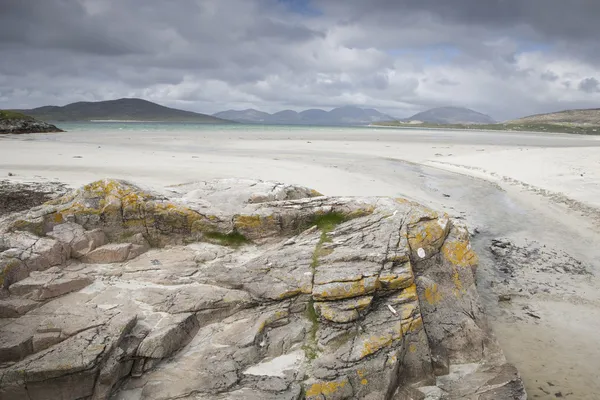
[213,109,271,123]
[212,106,395,125]
[271,110,302,124]
[407,107,496,124]
[14,98,232,123]
[508,108,600,125]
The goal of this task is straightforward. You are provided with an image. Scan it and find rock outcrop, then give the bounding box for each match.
[0,179,526,400]
[0,118,63,134]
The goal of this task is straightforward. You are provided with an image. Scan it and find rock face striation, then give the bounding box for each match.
[0,179,526,400]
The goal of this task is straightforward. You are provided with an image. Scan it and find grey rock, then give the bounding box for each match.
[81,243,133,263]
[0,179,525,400]
[0,118,63,134]
[9,270,92,300]
[48,223,106,258]
[0,297,39,317]
[137,313,199,359]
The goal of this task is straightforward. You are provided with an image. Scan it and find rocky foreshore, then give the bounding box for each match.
[0,179,526,400]
[0,112,63,134]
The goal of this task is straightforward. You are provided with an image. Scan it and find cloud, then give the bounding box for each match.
[0,0,599,120]
[578,77,600,93]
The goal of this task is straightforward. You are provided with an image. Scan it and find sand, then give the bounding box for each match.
[1,126,599,398]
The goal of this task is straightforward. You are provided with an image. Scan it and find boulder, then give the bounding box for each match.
[0,179,526,400]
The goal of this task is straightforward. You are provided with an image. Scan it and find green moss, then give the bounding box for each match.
[0,110,33,121]
[205,231,249,247]
[303,213,348,361]
[303,298,319,360]
[313,212,347,232]
[10,219,45,236]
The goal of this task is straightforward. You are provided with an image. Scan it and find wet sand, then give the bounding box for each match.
[1,126,599,398]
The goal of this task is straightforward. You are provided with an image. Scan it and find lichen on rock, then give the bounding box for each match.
[0,178,526,400]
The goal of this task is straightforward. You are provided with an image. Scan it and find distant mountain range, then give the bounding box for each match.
[404,107,496,124]
[213,106,396,125]
[11,98,499,126]
[215,106,496,125]
[13,98,231,123]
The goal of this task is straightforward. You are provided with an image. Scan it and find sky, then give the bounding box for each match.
[1,0,599,121]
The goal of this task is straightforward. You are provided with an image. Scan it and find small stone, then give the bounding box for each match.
[498,294,512,302]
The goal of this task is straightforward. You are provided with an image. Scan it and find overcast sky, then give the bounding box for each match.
[1,0,599,120]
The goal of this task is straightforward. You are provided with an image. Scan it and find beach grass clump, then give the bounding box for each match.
[205,231,249,247]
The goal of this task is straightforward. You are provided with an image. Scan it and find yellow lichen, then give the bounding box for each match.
[313,278,379,301]
[257,309,290,333]
[359,315,425,358]
[424,283,441,305]
[441,238,478,268]
[379,272,413,290]
[400,302,417,320]
[361,379,368,385]
[451,267,465,296]
[0,258,22,287]
[234,215,262,229]
[396,284,418,303]
[234,214,279,238]
[386,354,398,366]
[360,323,402,357]
[305,379,348,397]
[401,315,423,335]
[408,216,450,255]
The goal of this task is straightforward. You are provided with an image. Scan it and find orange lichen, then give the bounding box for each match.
[441,238,478,268]
[305,379,349,397]
[451,267,465,296]
[408,216,450,255]
[379,271,413,290]
[396,284,418,303]
[424,283,441,305]
[313,277,379,300]
[359,315,424,358]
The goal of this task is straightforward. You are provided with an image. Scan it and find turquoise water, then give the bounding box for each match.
[53,121,377,133]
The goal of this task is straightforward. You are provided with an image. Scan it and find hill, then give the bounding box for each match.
[0,110,63,134]
[213,106,395,125]
[14,98,232,123]
[509,108,600,125]
[407,106,496,124]
[213,109,271,123]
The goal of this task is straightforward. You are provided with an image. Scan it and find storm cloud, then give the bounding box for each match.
[1,0,599,120]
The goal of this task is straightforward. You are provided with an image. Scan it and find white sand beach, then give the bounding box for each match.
[1,125,599,398]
